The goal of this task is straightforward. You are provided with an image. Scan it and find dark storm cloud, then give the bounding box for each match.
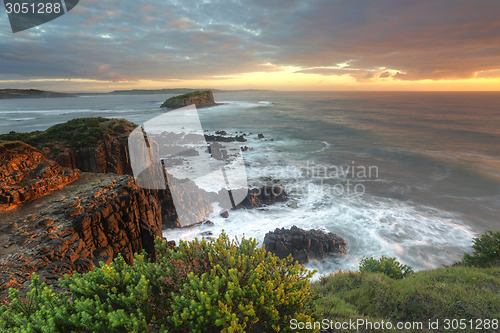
[1,0,499,83]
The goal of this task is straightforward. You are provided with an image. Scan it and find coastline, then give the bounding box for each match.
[0,118,312,301]
[1,91,499,275]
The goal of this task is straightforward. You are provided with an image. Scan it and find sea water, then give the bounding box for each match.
[2,91,499,276]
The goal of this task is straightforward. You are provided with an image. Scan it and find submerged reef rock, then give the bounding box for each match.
[161,90,218,109]
[263,225,346,264]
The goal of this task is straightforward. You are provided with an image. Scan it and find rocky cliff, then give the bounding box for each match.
[161,90,218,108]
[0,118,135,175]
[0,173,164,301]
[0,119,295,302]
[54,135,132,174]
[0,141,166,302]
[0,118,216,228]
[0,141,80,208]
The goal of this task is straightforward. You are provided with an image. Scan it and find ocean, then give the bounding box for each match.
[1,91,499,276]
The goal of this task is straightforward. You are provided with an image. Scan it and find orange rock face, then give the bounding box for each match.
[0,141,80,208]
[0,173,163,303]
[0,142,165,303]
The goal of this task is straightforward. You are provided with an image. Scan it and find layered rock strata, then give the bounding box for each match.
[0,173,163,301]
[0,141,80,208]
[54,135,132,175]
[0,141,166,302]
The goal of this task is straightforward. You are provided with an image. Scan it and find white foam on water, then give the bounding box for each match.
[216,101,267,109]
[0,95,482,277]
[8,117,37,121]
[1,109,89,115]
[164,173,475,277]
[163,129,477,277]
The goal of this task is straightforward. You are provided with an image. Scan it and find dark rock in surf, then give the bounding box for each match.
[204,134,247,143]
[236,186,289,209]
[263,225,346,264]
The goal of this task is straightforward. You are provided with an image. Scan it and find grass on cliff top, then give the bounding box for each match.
[312,266,500,332]
[0,117,137,150]
[312,231,500,332]
[0,140,35,151]
[164,90,212,101]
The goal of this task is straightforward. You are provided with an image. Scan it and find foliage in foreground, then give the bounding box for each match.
[0,233,316,333]
[359,256,414,279]
[313,265,500,332]
[460,230,500,268]
[314,230,500,332]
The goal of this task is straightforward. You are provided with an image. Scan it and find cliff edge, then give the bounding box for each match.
[0,140,165,301]
[1,118,135,174]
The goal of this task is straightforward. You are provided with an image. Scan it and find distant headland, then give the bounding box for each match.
[0,89,77,99]
[0,88,273,99]
[107,88,272,95]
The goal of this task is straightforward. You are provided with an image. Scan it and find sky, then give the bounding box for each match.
[1,0,500,92]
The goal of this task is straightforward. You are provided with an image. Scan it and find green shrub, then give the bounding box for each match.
[359,256,414,279]
[0,233,317,332]
[0,255,153,332]
[461,231,500,268]
[161,235,316,332]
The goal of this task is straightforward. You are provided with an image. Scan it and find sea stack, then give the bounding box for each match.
[161,90,218,109]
